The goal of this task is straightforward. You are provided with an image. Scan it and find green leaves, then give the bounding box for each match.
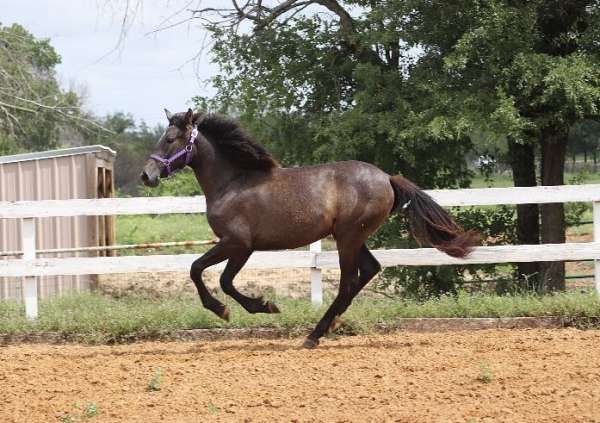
[0,23,84,154]
[420,0,600,142]
[542,54,600,120]
[200,0,483,189]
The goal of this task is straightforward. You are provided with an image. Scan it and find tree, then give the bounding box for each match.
[0,23,100,155]
[196,2,474,186]
[404,0,600,290]
[189,1,515,297]
[141,0,600,293]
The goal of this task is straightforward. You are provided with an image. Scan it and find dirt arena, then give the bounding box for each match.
[1,329,600,422]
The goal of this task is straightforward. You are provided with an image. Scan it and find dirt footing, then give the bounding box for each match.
[2,328,600,422]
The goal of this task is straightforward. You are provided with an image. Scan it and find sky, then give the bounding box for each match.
[2,0,219,127]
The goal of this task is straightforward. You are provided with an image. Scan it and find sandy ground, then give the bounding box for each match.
[2,329,600,422]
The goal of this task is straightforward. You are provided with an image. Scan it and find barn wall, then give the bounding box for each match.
[0,147,116,301]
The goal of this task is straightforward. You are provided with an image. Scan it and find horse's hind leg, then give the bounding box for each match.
[326,244,381,333]
[190,243,231,320]
[350,245,381,303]
[303,243,360,348]
[219,250,280,314]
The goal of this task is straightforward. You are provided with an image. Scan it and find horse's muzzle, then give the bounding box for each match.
[141,161,161,187]
[141,170,160,188]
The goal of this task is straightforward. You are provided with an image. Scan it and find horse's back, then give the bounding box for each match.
[274,160,393,217]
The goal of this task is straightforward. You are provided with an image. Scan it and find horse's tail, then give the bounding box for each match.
[390,175,478,258]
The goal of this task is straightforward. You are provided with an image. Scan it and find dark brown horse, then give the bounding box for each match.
[141,108,477,348]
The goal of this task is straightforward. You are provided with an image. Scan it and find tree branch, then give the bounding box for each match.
[188,1,385,65]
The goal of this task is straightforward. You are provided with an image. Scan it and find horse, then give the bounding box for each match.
[141,108,478,348]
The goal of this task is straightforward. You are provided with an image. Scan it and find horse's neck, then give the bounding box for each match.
[190,155,239,204]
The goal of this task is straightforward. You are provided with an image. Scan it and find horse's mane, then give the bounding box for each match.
[196,114,279,172]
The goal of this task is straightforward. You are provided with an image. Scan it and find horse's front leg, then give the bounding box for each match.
[219,250,280,314]
[190,242,231,320]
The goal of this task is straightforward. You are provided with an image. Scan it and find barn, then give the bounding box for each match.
[0,145,116,300]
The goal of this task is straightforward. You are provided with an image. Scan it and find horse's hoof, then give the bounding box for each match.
[302,337,319,349]
[266,301,280,314]
[220,306,231,322]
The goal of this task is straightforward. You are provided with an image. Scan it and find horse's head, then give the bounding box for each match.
[141,108,202,187]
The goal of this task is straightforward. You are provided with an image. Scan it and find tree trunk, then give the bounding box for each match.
[507,139,540,290]
[540,129,568,291]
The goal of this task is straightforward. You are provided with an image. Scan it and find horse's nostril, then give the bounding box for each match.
[141,171,149,182]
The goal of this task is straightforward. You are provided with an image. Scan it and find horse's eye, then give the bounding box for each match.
[166,137,176,144]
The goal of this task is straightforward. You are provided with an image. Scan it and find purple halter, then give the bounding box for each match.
[151,126,198,177]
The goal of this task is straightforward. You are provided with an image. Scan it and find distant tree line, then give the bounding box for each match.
[568,120,600,170]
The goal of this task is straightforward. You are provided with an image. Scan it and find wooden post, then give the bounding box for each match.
[22,217,37,319]
[594,202,600,297]
[310,240,323,306]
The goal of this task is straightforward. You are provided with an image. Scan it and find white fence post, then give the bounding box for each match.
[594,202,600,297]
[310,240,323,306]
[22,217,38,319]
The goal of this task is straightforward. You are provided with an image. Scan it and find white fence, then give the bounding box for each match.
[2,184,600,319]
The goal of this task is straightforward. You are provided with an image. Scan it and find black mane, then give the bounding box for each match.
[197,114,279,171]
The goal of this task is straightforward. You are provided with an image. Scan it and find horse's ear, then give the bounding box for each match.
[164,108,173,121]
[184,108,193,125]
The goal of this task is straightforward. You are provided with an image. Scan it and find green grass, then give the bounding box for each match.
[117,214,213,245]
[470,173,515,188]
[116,213,339,251]
[1,291,599,343]
[116,214,215,255]
[470,171,600,188]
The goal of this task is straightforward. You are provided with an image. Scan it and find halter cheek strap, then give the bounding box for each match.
[150,126,198,177]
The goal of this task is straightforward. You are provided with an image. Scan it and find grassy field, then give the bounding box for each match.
[470,170,600,188]
[1,291,599,343]
[116,213,215,255]
[116,212,338,251]
[117,214,213,245]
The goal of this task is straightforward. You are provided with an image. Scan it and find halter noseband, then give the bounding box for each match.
[150,126,198,177]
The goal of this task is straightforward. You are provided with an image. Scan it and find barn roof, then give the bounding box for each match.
[0,145,116,164]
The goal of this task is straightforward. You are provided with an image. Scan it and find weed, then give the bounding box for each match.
[57,402,98,422]
[478,363,493,384]
[207,402,219,415]
[83,402,98,418]
[147,368,163,392]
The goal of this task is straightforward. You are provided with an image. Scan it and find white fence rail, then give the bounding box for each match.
[2,184,600,319]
